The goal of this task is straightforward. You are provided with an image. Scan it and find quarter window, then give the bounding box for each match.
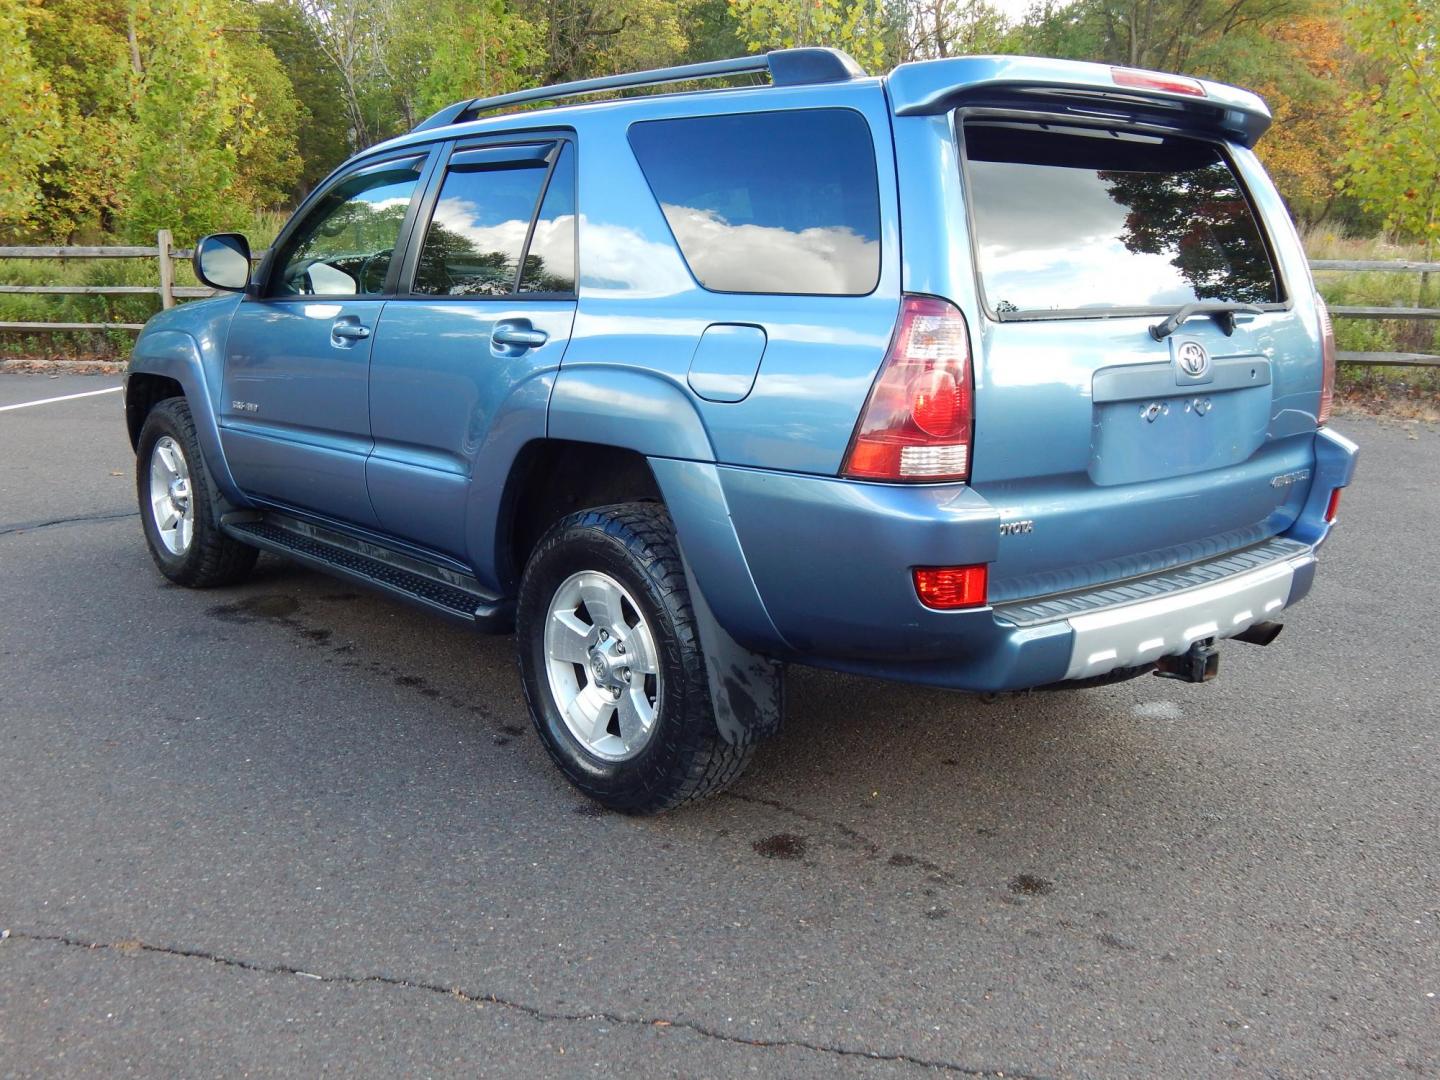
[272,157,424,297]
[627,110,881,296]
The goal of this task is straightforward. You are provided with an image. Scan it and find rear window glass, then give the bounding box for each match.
[963,123,1281,316]
[628,109,881,295]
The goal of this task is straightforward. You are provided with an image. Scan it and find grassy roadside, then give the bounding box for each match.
[1305,231,1440,420]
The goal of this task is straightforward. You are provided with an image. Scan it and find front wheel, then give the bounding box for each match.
[515,503,753,813]
[136,397,257,588]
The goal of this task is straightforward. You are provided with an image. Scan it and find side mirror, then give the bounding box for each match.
[192,233,252,292]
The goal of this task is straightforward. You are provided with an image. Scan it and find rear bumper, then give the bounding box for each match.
[657,427,1356,693]
[1036,540,1314,681]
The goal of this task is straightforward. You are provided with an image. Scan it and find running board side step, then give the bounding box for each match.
[221,511,512,632]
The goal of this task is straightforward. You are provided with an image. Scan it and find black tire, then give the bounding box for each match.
[136,397,258,588]
[515,503,753,814]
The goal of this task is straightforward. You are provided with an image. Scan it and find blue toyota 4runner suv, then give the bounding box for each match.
[125,48,1358,813]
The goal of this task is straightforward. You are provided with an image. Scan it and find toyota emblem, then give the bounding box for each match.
[1177,341,1209,378]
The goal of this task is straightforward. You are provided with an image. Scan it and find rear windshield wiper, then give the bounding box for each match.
[1149,302,1264,341]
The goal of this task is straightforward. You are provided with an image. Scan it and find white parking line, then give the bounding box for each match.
[0,386,123,413]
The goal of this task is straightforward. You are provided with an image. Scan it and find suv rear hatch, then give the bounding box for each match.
[889,58,1325,602]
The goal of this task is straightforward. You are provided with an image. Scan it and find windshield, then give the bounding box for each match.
[962,121,1282,316]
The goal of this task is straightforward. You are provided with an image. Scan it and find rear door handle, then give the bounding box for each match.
[331,321,371,341]
[492,326,548,349]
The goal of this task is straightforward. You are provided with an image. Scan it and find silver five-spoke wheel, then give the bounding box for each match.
[544,569,662,761]
[148,435,194,556]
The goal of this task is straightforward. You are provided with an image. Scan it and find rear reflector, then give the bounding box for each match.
[913,565,988,610]
[1325,487,1343,524]
[1110,67,1206,97]
[842,296,974,483]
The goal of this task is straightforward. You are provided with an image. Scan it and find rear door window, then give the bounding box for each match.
[962,122,1282,316]
[412,141,575,297]
[628,109,881,296]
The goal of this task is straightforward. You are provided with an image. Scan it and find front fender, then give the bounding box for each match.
[127,298,247,505]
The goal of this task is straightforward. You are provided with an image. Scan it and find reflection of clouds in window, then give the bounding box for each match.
[431,198,532,254]
[660,205,879,295]
[579,216,691,295]
[978,239,1195,310]
[355,195,414,212]
[416,199,577,296]
[965,132,1277,312]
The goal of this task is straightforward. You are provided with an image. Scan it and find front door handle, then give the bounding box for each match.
[331,321,371,341]
[492,325,548,349]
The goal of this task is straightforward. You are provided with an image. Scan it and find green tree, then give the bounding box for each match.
[682,0,745,61]
[252,0,352,194]
[293,0,400,149]
[121,0,249,243]
[384,0,544,126]
[1012,0,1311,72]
[1339,0,1440,250]
[900,0,1009,60]
[225,1,305,211]
[522,0,685,82]
[0,0,65,235]
[728,0,903,71]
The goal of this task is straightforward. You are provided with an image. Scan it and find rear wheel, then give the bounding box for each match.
[136,397,257,588]
[516,503,753,813]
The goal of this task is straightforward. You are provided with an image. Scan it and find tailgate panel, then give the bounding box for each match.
[1090,353,1271,485]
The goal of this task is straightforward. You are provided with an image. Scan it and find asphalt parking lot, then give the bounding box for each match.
[0,372,1436,1078]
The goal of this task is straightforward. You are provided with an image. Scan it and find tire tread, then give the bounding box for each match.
[517,502,753,813]
[137,397,257,588]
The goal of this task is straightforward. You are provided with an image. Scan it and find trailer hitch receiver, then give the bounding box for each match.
[1154,639,1220,683]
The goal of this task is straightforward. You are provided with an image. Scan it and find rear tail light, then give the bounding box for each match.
[913,565,988,610]
[1325,487,1343,524]
[1316,296,1336,426]
[1110,67,1206,97]
[842,296,974,482]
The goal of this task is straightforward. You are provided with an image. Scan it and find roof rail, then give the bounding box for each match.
[411,47,867,132]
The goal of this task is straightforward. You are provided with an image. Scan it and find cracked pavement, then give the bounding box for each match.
[1,373,1437,1078]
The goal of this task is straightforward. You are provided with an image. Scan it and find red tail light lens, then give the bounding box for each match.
[913,565,988,610]
[842,296,974,482]
[1325,487,1343,524]
[1110,67,1206,97]
[1317,296,1336,426]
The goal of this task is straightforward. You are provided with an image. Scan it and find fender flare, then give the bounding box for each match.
[548,366,786,744]
[547,365,715,461]
[128,330,248,507]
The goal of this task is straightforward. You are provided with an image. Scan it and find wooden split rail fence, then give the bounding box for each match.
[1,235,1437,368]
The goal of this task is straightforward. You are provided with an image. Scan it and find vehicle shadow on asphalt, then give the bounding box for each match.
[202,553,1202,894]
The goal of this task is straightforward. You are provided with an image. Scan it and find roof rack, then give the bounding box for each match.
[412,47,867,132]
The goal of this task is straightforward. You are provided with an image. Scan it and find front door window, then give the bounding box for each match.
[272,156,425,297]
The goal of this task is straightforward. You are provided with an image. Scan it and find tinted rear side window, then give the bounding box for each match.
[520,142,576,294]
[413,159,550,296]
[628,109,881,295]
[963,123,1281,315]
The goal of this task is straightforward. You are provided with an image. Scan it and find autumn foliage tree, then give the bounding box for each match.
[0,1,62,230]
[1339,0,1440,250]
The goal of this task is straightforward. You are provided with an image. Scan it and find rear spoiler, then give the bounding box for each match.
[885,56,1271,148]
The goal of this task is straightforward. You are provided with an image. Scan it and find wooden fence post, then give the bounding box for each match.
[156,229,175,310]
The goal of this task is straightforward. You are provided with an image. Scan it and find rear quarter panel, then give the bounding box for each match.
[554,79,902,476]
